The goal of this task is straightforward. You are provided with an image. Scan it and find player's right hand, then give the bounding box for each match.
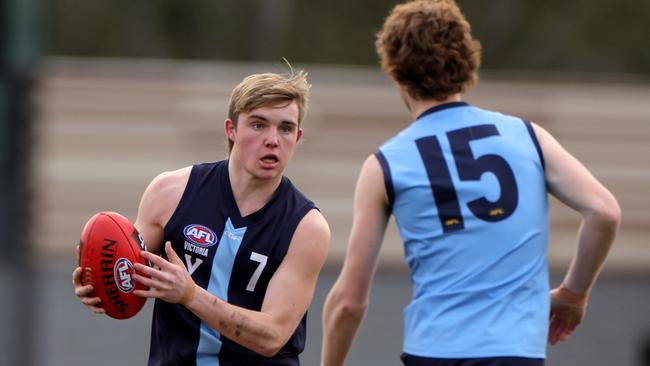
[548,283,588,345]
[72,265,106,315]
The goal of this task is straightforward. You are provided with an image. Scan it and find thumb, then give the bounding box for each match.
[165,242,184,268]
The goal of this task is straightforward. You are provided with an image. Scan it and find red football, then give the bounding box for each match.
[79,211,148,319]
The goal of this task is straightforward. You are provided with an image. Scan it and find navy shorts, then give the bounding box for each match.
[401,353,544,366]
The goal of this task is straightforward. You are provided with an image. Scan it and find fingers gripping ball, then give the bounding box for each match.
[165,243,196,305]
[79,211,149,319]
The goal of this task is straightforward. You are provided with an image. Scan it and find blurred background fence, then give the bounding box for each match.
[2,0,650,365]
[33,57,650,272]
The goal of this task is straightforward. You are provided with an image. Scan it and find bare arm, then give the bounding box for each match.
[321,155,390,366]
[72,167,190,313]
[134,208,330,357]
[133,167,191,255]
[535,123,620,293]
[533,123,621,344]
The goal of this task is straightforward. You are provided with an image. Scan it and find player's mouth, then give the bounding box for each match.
[260,154,279,168]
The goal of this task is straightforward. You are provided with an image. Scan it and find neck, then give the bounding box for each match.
[227,160,282,217]
[404,93,462,120]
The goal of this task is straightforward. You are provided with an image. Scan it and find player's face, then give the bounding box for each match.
[228,101,302,181]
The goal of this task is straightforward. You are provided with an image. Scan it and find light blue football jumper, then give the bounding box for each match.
[376,102,549,359]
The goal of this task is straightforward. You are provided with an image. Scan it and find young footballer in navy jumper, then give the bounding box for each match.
[73,70,330,365]
[321,1,620,365]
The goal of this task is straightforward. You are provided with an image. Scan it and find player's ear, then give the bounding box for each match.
[296,128,303,143]
[224,118,236,142]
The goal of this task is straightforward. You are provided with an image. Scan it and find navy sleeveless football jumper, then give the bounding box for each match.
[147,160,317,366]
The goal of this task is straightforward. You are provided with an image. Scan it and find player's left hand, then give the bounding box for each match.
[548,283,588,345]
[133,242,196,305]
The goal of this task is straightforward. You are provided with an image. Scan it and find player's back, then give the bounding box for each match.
[376,102,549,359]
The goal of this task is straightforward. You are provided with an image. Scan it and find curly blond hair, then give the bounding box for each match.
[376,0,481,101]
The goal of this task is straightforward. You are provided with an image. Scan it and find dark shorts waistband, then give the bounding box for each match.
[401,353,544,366]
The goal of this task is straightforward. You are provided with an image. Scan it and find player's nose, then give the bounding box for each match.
[264,128,279,147]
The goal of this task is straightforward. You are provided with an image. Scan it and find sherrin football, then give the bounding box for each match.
[79,211,148,319]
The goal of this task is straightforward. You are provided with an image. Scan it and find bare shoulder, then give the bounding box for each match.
[529,122,555,146]
[528,122,567,172]
[358,154,385,190]
[288,208,330,262]
[135,166,193,248]
[529,122,619,215]
[145,165,193,217]
[361,154,382,177]
[148,166,193,194]
[356,154,389,206]
[295,209,330,245]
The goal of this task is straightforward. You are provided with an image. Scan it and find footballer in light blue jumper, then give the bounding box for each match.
[321,1,620,366]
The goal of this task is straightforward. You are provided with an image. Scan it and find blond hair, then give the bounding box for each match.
[227,70,310,151]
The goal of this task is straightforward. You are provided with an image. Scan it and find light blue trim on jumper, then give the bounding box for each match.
[197,218,247,366]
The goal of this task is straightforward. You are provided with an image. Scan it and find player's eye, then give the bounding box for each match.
[279,124,295,134]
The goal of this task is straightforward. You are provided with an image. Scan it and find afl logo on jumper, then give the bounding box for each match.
[184,224,218,247]
[114,258,135,293]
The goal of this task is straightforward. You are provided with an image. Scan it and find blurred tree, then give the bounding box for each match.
[460,0,650,75]
[45,0,650,75]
